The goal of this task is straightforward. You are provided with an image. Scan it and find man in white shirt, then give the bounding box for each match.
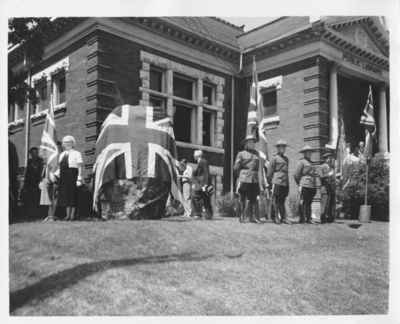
[179,158,192,216]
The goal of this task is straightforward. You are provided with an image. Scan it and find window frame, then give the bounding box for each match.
[202,82,216,106]
[51,70,66,107]
[173,100,197,144]
[149,94,167,112]
[149,65,165,93]
[33,79,48,114]
[202,108,216,147]
[260,87,278,117]
[173,72,196,101]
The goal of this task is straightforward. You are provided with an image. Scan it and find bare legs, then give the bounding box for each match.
[64,206,76,221]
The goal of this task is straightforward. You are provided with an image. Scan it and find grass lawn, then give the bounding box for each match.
[9,217,388,315]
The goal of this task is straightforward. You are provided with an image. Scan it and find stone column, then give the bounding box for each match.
[328,63,339,148]
[166,69,174,117]
[197,78,203,145]
[378,84,388,154]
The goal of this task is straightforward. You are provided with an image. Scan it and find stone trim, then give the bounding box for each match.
[31,57,70,83]
[140,51,225,86]
[258,75,283,90]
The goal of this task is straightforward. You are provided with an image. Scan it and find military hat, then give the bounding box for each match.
[241,134,257,146]
[299,145,313,153]
[275,139,287,147]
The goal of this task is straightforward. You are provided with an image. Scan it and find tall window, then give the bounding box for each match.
[203,109,216,146]
[261,89,277,116]
[52,72,66,106]
[173,74,194,100]
[34,81,47,114]
[150,66,164,92]
[173,103,193,142]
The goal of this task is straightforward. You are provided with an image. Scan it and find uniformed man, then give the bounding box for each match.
[267,139,291,225]
[294,145,318,224]
[320,151,336,223]
[234,135,263,223]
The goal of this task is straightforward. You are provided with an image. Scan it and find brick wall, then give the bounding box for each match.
[9,30,234,201]
[9,42,89,177]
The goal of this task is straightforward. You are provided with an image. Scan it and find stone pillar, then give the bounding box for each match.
[328,63,339,148]
[378,84,388,154]
[197,78,203,145]
[166,69,174,117]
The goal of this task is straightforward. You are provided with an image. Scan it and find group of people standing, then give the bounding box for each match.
[234,135,336,224]
[178,150,214,219]
[20,135,84,222]
[17,133,339,223]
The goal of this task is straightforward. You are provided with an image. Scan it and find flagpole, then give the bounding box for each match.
[364,160,369,205]
[230,75,235,198]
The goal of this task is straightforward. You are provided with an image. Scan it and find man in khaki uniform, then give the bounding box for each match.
[234,135,263,223]
[294,145,318,224]
[320,151,336,223]
[267,139,291,224]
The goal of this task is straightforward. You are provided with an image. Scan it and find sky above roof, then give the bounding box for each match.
[221,17,278,32]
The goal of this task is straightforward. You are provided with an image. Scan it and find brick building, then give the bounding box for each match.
[8,16,389,204]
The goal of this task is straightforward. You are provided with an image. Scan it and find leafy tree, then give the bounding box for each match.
[8,18,53,106]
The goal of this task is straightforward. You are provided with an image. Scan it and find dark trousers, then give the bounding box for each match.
[320,185,336,223]
[238,182,260,221]
[300,187,316,222]
[272,184,289,221]
[191,190,213,219]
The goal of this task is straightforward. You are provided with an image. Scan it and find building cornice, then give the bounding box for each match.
[321,26,389,71]
[241,20,388,74]
[327,17,389,55]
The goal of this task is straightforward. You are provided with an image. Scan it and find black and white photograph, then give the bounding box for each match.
[3,0,400,320]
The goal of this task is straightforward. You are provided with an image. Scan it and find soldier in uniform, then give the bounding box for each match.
[234,135,263,223]
[294,145,318,224]
[320,151,336,223]
[267,139,291,225]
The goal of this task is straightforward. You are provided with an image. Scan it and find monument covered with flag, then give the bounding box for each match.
[93,104,186,220]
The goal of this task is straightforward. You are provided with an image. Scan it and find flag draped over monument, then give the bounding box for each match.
[93,104,185,218]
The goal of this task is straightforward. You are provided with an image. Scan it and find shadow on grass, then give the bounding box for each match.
[10,252,214,313]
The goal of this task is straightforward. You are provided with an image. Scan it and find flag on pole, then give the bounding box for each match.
[93,104,185,213]
[244,56,269,188]
[360,85,376,160]
[39,93,59,205]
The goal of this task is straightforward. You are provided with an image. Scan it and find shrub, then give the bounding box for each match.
[337,157,389,221]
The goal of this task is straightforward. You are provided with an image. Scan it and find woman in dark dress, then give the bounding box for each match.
[22,147,44,219]
[54,135,83,220]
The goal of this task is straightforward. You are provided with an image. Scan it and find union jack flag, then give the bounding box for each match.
[93,104,184,211]
[245,56,269,161]
[360,85,376,159]
[39,94,59,179]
